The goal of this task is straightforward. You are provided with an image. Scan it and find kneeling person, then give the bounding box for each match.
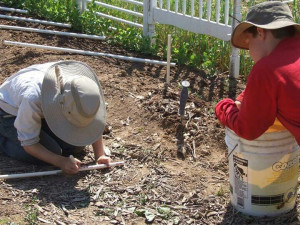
[0,61,111,174]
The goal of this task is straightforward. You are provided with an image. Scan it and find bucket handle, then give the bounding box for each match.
[228,143,237,158]
[228,140,241,158]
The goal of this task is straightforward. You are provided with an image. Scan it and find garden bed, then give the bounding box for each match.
[0,9,299,225]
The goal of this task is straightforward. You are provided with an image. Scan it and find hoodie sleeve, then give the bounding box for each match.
[235,90,245,102]
[215,60,277,140]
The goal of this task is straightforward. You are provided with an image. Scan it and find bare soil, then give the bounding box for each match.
[0,8,299,225]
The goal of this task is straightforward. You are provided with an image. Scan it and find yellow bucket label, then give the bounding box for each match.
[232,152,298,208]
[249,153,298,189]
[267,158,298,184]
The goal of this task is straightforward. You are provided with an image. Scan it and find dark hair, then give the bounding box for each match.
[245,25,296,39]
[245,26,258,37]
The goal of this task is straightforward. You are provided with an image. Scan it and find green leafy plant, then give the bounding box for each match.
[138,193,147,205]
[0,218,9,224]
[216,185,225,196]
[25,205,38,225]
[157,205,172,219]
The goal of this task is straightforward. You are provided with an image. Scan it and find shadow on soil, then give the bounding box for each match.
[219,203,299,224]
[174,66,239,102]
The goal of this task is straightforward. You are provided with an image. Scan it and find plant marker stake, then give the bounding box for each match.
[4,40,176,67]
[166,34,172,84]
[0,161,125,180]
[179,80,190,121]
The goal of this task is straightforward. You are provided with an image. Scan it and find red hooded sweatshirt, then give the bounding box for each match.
[215,37,300,144]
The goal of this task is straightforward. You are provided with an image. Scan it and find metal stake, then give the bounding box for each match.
[179,80,190,121]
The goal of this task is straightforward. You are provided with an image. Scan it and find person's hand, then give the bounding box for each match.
[59,156,82,174]
[235,100,241,110]
[96,155,111,166]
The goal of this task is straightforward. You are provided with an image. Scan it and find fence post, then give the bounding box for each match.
[229,0,242,78]
[82,0,87,12]
[76,0,82,13]
[76,0,87,13]
[143,0,156,44]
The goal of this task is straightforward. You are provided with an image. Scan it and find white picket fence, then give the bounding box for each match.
[76,0,242,77]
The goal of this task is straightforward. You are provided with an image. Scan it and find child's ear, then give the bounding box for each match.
[257,28,266,40]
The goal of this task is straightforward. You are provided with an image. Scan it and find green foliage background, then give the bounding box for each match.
[1,0,299,77]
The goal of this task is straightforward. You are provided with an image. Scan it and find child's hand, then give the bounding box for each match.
[60,156,82,174]
[96,155,111,166]
[235,101,241,110]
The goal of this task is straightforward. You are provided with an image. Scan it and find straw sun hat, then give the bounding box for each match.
[41,61,106,146]
[231,1,300,50]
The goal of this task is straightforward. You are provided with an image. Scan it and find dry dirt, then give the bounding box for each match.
[0,8,299,225]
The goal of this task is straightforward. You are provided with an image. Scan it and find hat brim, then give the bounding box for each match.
[231,21,300,50]
[41,61,106,146]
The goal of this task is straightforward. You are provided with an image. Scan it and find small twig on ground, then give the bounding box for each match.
[192,140,197,160]
[37,217,51,224]
[92,185,103,201]
[55,220,66,225]
[185,112,193,128]
[121,215,126,225]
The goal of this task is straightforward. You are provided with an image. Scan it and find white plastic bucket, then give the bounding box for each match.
[225,128,299,217]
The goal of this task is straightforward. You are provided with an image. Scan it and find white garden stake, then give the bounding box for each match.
[0,25,106,40]
[4,40,176,67]
[0,6,28,14]
[166,34,172,84]
[0,161,125,180]
[0,14,71,28]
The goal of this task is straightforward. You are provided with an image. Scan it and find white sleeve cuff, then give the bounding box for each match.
[21,137,40,147]
[20,136,40,146]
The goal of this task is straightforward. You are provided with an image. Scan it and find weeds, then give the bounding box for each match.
[24,196,39,224]
[0,218,9,224]
[138,193,147,205]
[216,185,225,196]
[157,205,172,219]
[25,205,38,225]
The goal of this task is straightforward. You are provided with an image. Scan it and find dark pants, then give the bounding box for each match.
[0,109,85,164]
